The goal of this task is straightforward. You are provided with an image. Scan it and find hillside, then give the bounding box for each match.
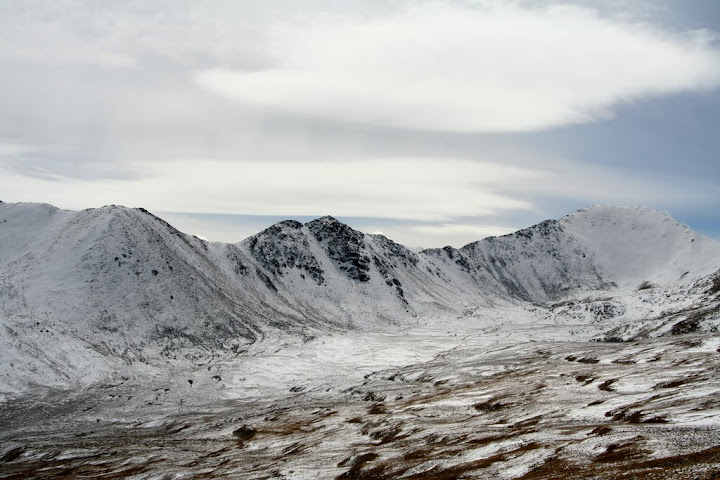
[0,201,719,393]
[2,201,720,478]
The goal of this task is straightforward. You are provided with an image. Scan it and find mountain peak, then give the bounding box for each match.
[243,218,325,285]
[306,215,342,227]
[277,219,303,229]
[306,216,361,240]
[306,215,370,282]
[563,205,675,223]
[560,205,718,285]
[251,219,304,239]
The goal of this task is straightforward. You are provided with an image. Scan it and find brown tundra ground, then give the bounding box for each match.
[2,313,720,479]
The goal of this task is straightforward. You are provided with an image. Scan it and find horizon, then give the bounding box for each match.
[1,1,719,247]
[3,199,715,249]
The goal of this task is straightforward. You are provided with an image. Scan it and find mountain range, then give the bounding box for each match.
[2,200,720,478]
[1,201,719,394]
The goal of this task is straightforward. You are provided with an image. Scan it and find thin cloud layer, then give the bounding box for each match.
[194,2,720,132]
[1,150,711,243]
[408,223,518,246]
[0,157,540,221]
[0,1,719,246]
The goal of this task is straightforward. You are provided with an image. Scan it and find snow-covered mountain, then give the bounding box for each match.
[1,201,719,392]
[447,205,720,302]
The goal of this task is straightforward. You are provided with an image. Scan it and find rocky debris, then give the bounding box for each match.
[232,425,257,440]
[589,301,626,321]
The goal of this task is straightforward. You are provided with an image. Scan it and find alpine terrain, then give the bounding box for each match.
[1,201,720,479]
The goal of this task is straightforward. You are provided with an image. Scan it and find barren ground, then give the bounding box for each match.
[2,310,720,479]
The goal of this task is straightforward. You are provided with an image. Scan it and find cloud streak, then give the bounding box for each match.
[0,156,540,221]
[0,1,719,246]
[2,150,714,241]
[194,2,720,132]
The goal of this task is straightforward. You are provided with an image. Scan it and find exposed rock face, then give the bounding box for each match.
[244,220,325,285]
[307,216,371,282]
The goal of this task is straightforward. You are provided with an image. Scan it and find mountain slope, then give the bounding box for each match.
[456,219,609,302]
[453,205,720,302]
[560,205,720,286]
[0,201,74,265]
[0,205,314,391]
[237,215,476,326]
[1,201,719,392]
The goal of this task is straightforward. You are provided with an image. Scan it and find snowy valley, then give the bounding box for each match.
[1,201,720,479]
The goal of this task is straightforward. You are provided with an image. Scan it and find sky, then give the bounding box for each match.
[1,0,719,248]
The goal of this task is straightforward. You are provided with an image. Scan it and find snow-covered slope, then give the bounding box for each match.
[0,201,718,392]
[457,219,610,302]
[455,205,720,302]
[236,215,485,327]
[0,205,316,391]
[0,201,74,265]
[560,205,720,287]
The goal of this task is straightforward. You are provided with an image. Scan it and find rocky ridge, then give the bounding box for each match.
[0,201,719,392]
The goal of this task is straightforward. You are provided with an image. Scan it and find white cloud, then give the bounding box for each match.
[156,211,274,244]
[1,150,717,246]
[411,223,517,240]
[367,222,518,248]
[1,1,719,246]
[0,157,541,221]
[194,2,720,132]
[1,149,715,234]
[348,222,518,249]
[0,140,36,157]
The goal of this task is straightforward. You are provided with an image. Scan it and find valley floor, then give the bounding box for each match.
[2,309,720,479]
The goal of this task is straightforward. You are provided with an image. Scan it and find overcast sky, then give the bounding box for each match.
[1,0,719,247]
